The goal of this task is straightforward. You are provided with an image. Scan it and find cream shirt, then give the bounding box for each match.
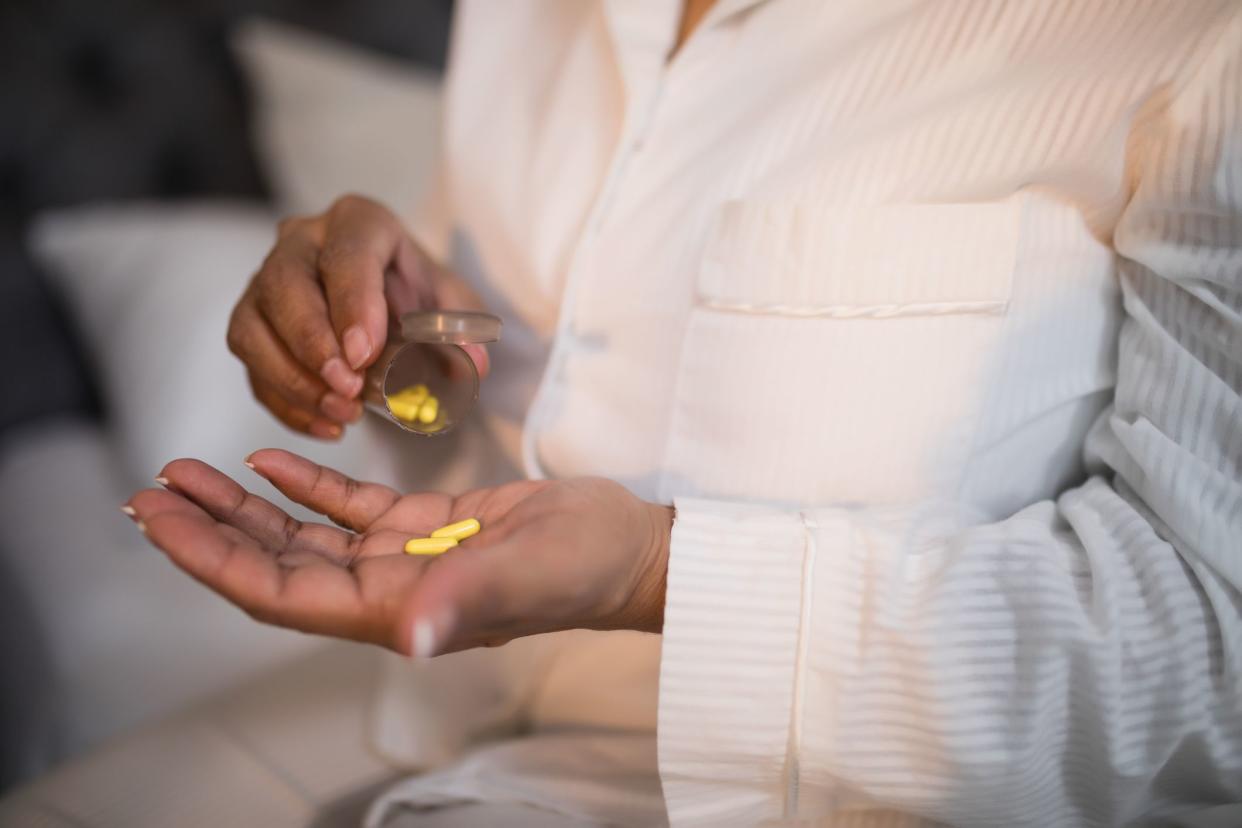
[369,2,1242,826]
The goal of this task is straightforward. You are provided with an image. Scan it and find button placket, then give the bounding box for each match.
[520,50,673,479]
[518,3,737,480]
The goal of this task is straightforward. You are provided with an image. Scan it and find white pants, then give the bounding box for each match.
[6,642,1240,827]
[0,644,603,827]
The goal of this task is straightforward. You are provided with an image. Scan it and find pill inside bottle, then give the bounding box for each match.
[385,384,445,432]
[363,311,502,437]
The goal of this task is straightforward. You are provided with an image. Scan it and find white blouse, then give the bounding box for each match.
[369,1,1242,826]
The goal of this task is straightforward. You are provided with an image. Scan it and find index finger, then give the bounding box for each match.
[244,448,403,533]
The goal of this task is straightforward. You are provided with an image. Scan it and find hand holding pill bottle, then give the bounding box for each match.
[227,195,492,440]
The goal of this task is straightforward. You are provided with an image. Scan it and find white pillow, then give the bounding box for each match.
[231,18,443,217]
[28,203,397,497]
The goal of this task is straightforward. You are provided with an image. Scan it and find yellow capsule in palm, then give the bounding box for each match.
[430,518,480,542]
[403,536,458,556]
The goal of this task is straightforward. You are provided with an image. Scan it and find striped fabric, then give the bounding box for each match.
[389,1,1242,825]
[655,5,1242,826]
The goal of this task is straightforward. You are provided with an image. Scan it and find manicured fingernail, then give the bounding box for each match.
[309,420,342,440]
[155,476,170,487]
[343,325,372,370]
[120,505,136,517]
[321,357,362,398]
[412,619,436,659]
[411,608,455,659]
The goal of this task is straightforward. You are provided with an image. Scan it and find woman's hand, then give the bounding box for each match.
[125,450,672,656]
[227,195,488,440]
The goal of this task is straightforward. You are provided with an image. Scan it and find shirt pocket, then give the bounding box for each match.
[698,200,1018,317]
[660,197,1024,507]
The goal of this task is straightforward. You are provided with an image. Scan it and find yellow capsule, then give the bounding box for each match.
[430,518,480,541]
[403,536,458,556]
[417,395,440,425]
[386,396,421,422]
[392,384,430,405]
[386,384,432,420]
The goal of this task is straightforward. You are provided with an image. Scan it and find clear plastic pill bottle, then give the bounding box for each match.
[363,310,502,436]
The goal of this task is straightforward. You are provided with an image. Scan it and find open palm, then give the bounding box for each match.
[127,449,667,656]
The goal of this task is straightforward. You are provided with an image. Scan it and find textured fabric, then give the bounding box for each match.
[365,731,667,827]
[655,6,1242,828]
[382,1,1242,825]
[0,1,452,439]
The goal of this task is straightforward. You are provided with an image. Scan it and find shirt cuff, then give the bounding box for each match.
[657,497,809,825]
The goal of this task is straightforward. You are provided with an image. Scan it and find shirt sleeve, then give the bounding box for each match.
[657,12,1242,827]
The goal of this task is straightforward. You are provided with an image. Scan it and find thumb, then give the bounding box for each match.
[459,344,491,380]
[400,550,518,657]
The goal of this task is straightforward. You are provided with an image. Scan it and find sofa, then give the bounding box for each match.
[0,6,453,791]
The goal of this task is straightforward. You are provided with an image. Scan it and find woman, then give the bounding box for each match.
[122,1,1242,825]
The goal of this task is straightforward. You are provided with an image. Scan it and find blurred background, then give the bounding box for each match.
[0,0,453,793]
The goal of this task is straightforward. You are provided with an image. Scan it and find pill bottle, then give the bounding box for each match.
[363,310,502,436]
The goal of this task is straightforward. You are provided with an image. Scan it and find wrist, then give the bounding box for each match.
[630,502,673,634]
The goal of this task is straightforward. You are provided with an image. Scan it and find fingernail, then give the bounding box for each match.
[136,520,148,534]
[120,505,136,518]
[321,357,363,398]
[155,476,170,487]
[319,391,356,421]
[244,461,256,470]
[411,608,455,659]
[309,420,342,440]
[343,325,372,370]
[412,619,436,659]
